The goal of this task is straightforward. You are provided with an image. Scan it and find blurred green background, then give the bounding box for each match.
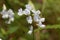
[0,0,60,40]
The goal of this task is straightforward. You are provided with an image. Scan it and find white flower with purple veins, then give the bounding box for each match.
[1,4,9,18]
[1,11,9,18]
[32,9,45,28]
[23,9,30,15]
[8,9,14,18]
[37,18,45,28]
[28,25,33,34]
[31,10,41,22]
[38,22,45,28]
[26,16,32,24]
[25,4,32,11]
[6,9,14,24]
[34,14,40,22]
[6,17,14,24]
[18,8,23,16]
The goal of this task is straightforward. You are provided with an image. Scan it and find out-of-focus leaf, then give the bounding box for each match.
[0,33,4,38]
[7,26,19,34]
[28,0,35,9]
[1,28,6,35]
[34,24,60,32]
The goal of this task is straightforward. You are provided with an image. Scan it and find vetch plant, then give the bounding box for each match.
[26,16,32,24]
[18,8,23,16]
[0,3,45,35]
[28,25,33,34]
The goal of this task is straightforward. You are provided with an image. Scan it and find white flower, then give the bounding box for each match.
[28,25,33,34]
[5,17,14,24]
[37,21,45,28]
[1,11,9,18]
[9,17,14,22]
[18,8,23,16]
[23,9,30,15]
[8,9,14,15]
[36,10,41,14]
[40,24,45,28]
[2,13,9,18]
[31,9,36,14]
[8,9,14,18]
[34,14,40,22]
[37,24,45,28]
[0,38,2,40]
[1,4,9,18]
[28,30,32,35]
[7,9,14,21]
[5,9,14,24]
[32,10,41,15]
[26,16,32,24]
[40,18,45,22]
[25,4,32,10]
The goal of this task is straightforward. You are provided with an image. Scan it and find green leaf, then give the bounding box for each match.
[7,26,19,34]
[34,24,60,32]
[1,28,6,35]
[28,0,35,9]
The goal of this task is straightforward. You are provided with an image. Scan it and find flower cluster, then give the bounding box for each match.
[0,4,14,24]
[18,4,45,34]
[0,4,45,34]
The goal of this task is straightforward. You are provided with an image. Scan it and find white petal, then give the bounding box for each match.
[30,25,33,31]
[18,12,23,16]
[28,30,32,34]
[40,24,45,28]
[23,9,30,15]
[6,17,14,24]
[2,14,9,18]
[7,9,14,18]
[8,9,14,15]
[26,16,32,24]
[37,19,45,28]
[1,10,8,16]
[37,21,45,28]
[40,18,45,22]
[28,25,33,34]
[34,14,40,22]
[18,8,23,16]
[9,17,14,22]
[31,9,36,14]
[25,4,32,10]
[32,10,41,15]
[36,10,41,14]
[18,8,22,12]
